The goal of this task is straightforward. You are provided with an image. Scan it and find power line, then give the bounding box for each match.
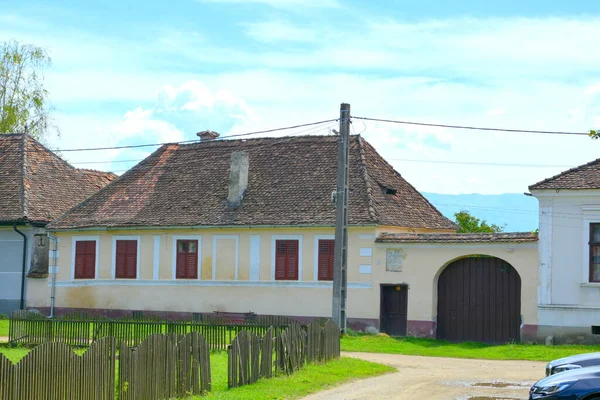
[53,119,338,152]
[352,116,591,136]
[101,122,339,175]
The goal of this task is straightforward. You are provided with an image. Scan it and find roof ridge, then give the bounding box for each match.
[20,133,28,219]
[356,135,378,222]
[529,157,600,190]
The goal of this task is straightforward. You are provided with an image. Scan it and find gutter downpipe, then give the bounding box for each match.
[48,234,58,318]
[13,223,27,310]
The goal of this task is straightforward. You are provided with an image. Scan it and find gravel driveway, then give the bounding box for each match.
[302,352,546,400]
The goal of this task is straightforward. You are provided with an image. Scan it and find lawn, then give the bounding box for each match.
[0,320,8,337]
[0,347,393,399]
[341,335,600,362]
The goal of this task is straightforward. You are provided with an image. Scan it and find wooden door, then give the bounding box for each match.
[437,257,521,344]
[380,284,408,336]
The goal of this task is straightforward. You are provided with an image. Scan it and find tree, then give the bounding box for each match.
[0,40,53,140]
[454,210,505,233]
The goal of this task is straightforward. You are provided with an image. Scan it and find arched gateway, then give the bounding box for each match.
[437,256,521,344]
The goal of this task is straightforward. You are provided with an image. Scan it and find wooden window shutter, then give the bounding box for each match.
[275,241,287,280]
[75,240,96,279]
[186,241,198,279]
[126,240,137,278]
[275,240,299,280]
[287,240,298,280]
[318,239,334,281]
[176,240,198,279]
[115,240,137,279]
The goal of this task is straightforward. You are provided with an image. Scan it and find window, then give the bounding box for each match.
[176,240,198,279]
[590,224,600,282]
[74,240,96,279]
[115,240,138,279]
[318,239,335,281]
[275,240,298,280]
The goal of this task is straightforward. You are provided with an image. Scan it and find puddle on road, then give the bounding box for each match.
[472,382,528,389]
[466,397,522,400]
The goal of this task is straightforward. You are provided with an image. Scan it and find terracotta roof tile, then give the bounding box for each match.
[48,135,457,230]
[376,232,538,244]
[530,158,600,190]
[0,134,116,224]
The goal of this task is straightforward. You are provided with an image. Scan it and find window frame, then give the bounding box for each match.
[71,236,99,280]
[271,235,303,281]
[171,235,202,280]
[314,235,335,281]
[111,236,141,280]
[590,223,600,283]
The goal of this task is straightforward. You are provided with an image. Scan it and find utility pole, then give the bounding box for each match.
[332,103,350,332]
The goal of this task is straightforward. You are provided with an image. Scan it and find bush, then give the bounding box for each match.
[0,313,8,320]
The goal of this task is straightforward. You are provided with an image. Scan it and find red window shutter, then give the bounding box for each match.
[115,240,137,279]
[176,240,198,279]
[75,241,96,279]
[318,240,334,281]
[75,242,86,279]
[287,241,298,280]
[275,240,299,280]
[275,241,288,280]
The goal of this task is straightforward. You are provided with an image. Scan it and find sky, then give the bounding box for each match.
[2,0,600,195]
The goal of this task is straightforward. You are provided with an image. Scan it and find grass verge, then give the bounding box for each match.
[341,335,600,362]
[0,320,8,338]
[0,347,393,399]
[204,354,394,400]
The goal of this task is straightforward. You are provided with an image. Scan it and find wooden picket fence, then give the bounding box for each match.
[0,333,211,400]
[227,320,341,388]
[9,311,293,350]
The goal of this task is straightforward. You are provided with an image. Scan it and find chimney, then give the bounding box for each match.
[196,130,220,141]
[228,151,249,206]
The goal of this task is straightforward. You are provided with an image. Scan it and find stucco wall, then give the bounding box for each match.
[533,190,600,341]
[372,243,539,327]
[28,226,539,341]
[0,226,34,315]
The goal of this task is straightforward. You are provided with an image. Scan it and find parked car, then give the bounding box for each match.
[529,366,600,399]
[546,353,600,376]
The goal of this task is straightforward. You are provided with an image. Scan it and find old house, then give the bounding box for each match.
[26,133,539,343]
[0,134,115,315]
[530,158,600,343]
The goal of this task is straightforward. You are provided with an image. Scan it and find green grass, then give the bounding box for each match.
[0,347,393,400]
[0,320,8,337]
[203,354,394,400]
[341,335,600,362]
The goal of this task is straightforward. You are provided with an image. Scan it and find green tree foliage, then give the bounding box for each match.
[454,210,505,233]
[0,40,53,140]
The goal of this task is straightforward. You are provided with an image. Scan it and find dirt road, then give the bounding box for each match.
[302,352,546,400]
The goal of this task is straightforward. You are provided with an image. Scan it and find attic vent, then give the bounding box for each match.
[385,188,397,195]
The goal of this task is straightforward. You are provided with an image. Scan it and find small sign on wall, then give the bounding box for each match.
[386,249,405,272]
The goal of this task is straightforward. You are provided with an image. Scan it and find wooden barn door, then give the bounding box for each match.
[380,284,408,336]
[437,257,521,344]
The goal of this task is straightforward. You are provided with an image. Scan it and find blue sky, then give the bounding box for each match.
[2,0,600,195]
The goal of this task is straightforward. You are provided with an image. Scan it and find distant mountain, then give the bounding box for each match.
[422,193,539,233]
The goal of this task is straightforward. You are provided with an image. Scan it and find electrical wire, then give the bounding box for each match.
[352,116,591,136]
[52,118,338,152]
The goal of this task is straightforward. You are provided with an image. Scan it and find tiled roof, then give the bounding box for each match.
[48,135,457,230]
[376,232,538,244]
[0,134,116,224]
[529,158,600,190]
